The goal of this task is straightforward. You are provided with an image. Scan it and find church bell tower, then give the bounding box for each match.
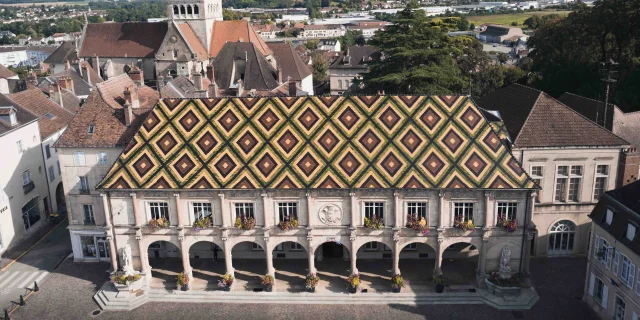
[166,0,222,51]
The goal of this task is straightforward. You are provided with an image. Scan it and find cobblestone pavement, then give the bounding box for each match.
[10,256,597,320]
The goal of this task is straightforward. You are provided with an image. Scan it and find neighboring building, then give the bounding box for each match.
[347,21,388,38]
[88,96,537,308]
[160,75,209,98]
[298,25,345,39]
[43,41,78,75]
[0,31,17,38]
[26,46,57,67]
[38,61,104,104]
[475,84,630,257]
[584,180,640,320]
[0,46,28,67]
[252,23,281,39]
[0,94,49,255]
[275,14,309,23]
[328,45,379,95]
[558,92,640,187]
[0,63,19,95]
[317,39,340,52]
[8,88,76,215]
[54,73,159,263]
[477,25,526,43]
[267,42,314,95]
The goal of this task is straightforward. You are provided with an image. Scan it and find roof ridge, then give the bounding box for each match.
[511,89,542,147]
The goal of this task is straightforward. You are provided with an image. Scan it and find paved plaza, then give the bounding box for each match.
[8,255,597,319]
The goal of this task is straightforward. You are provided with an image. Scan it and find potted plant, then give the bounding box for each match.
[234,214,256,230]
[346,273,360,293]
[453,217,474,231]
[364,215,384,230]
[305,273,319,293]
[433,275,446,293]
[192,216,213,232]
[110,271,143,292]
[391,274,405,293]
[261,274,274,292]
[497,214,517,232]
[176,272,189,291]
[278,214,299,231]
[217,273,234,291]
[406,214,429,235]
[148,217,170,229]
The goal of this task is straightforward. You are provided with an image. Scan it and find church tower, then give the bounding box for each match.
[166,0,222,52]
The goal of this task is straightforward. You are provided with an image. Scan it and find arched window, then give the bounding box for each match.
[180,5,186,15]
[187,5,192,15]
[173,5,179,15]
[193,5,199,15]
[548,220,576,255]
[338,80,343,89]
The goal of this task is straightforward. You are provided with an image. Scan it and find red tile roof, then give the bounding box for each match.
[210,20,273,57]
[176,22,208,60]
[8,88,75,139]
[79,23,168,58]
[267,42,311,81]
[96,74,159,110]
[0,63,17,79]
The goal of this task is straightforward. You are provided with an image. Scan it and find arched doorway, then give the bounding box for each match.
[441,242,479,286]
[399,242,436,290]
[548,220,576,255]
[231,241,266,290]
[189,241,224,290]
[272,241,307,292]
[148,240,181,289]
[356,241,393,292]
[315,241,350,293]
[55,182,65,211]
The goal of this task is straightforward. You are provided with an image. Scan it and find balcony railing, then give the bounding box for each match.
[23,181,35,194]
[79,188,91,195]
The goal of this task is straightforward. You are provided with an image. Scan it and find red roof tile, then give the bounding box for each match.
[8,88,75,139]
[210,20,273,57]
[79,23,168,58]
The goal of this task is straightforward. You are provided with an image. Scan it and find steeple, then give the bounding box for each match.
[166,0,222,51]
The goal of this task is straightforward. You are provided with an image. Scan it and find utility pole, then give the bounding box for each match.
[600,59,618,128]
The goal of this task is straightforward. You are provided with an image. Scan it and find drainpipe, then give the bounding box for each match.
[40,140,54,216]
[519,191,530,274]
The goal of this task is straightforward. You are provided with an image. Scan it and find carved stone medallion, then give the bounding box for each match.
[318,204,343,225]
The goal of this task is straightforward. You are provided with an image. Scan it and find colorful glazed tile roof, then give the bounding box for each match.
[98,96,536,190]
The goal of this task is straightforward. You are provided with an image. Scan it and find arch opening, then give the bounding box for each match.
[188,241,224,290]
[231,241,266,290]
[148,240,182,289]
[314,241,350,293]
[440,242,479,286]
[398,242,436,287]
[548,220,576,255]
[272,241,308,292]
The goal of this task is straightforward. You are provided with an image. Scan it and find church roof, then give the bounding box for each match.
[98,96,536,190]
[79,23,168,58]
[210,20,273,57]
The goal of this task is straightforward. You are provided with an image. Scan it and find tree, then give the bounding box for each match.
[304,39,319,50]
[310,51,328,84]
[497,52,509,65]
[223,9,241,20]
[359,5,465,94]
[339,29,363,49]
[469,23,475,30]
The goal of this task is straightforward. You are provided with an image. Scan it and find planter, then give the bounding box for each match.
[484,279,521,296]
[435,284,444,293]
[264,284,273,292]
[348,285,358,294]
[392,287,401,293]
[306,287,316,293]
[114,279,143,293]
[180,284,188,291]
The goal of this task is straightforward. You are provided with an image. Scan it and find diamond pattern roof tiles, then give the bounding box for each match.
[98,96,537,190]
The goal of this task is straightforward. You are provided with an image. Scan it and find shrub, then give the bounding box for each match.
[261,274,274,286]
[364,215,383,230]
[305,273,319,289]
[218,273,234,287]
[177,272,189,286]
[110,272,141,285]
[391,274,405,289]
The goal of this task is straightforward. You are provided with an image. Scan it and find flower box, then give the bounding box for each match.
[113,279,143,293]
[406,214,428,235]
[111,272,143,293]
[278,215,299,231]
[148,218,170,229]
[364,215,384,230]
[192,216,213,232]
[497,214,517,232]
[453,218,474,231]
[234,215,255,230]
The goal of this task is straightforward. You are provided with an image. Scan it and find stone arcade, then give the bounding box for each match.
[94,95,538,306]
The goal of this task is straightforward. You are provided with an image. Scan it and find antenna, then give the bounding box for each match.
[599,59,619,129]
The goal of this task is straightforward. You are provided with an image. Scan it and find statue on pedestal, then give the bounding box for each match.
[498,246,512,279]
[122,244,135,275]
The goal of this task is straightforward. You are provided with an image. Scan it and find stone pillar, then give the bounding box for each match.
[350,192,358,228]
[265,244,275,278]
[131,192,143,227]
[484,192,492,228]
[393,191,400,228]
[522,192,537,287]
[262,193,270,228]
[308,246,316,274]
[350,244,358,274]
[392,234,400,275]
[219,193,229,227]
[179,233,191,285]
[434,238,444,276]
[306,192,312,227]
[223,236,234,276]
[174,193,185,228]
[101,193,118,272]
[438,191,445,229]
[136,231,149,285]
[477,235,489,287]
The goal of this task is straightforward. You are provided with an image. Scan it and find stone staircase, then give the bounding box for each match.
[93,282,150,311]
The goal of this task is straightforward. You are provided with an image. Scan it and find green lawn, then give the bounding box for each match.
[467,11,571,28]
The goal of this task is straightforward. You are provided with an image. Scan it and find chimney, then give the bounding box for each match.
[51,82,64,109]
[64,60,71,70]
[208,82,217,98]
[57,76,75,95]
[277,67,282,84]
[128,67,144,87]
[90,56,101,79]
[288,78,296,96]
[81,64,91,86]
[123,103,133,127]
[123,86,140,109]
[206,64,214,82]
[236,79,244,97]
[26,72,38,89]
[157,75,164,90]
[193,73,203,91]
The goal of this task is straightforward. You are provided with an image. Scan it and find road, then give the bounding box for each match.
[0,218,71,313]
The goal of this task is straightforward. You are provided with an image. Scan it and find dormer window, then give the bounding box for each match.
[0,106,17,126]
[606,209,614,225]
[87,124,95,134]
[626,223,637,241]
[9,111,16,125]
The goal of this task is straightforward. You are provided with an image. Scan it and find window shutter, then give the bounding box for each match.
[601,285,608,309]
[636,268,640,295]
[589,273,595,296]
[594,236,600,259]
[608,247,614,270]
[613,251,620,273]
[629,263,636,288]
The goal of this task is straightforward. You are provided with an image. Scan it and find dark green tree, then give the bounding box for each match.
[310,51,329,84]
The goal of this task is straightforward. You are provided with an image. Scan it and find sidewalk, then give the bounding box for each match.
[0,216,68,270]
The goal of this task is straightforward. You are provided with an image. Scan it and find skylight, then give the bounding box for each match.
[44,113,55,119]
[87,124,95,134]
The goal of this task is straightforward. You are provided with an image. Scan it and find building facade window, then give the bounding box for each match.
[48,166,55,182]
[234,202,254,219]
[364,202,384,220]
[277,202,298,222]
[21,197,40,231]
[98,152,108,166]
[290,242,303,251]
[615,296,626,320]
[45,145,51,158]
[530,166,543,202]
[79,176,89,193]
[627,224,637,241]
[80,235,110,260]
[22,169,31,185]
[594,277,605,303]
[148,202,169,220]
[555,165,582,202]
[74,152,85,166]
[406,202,427,220]
[590,273,609,309]
[453,202,474,223]
[606,209,614,225]
[403,243,418,251]
[364,242,378,251]
[594,235,613,268]
[16,140,24,153]
[568,165,582,202]
[191,202,212,222]
[548,220,575,255]
[615,253,636,288]
[83,204,95,225]
[594,165,609,201]
[496,202,517,224]
[251,242,263,251]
